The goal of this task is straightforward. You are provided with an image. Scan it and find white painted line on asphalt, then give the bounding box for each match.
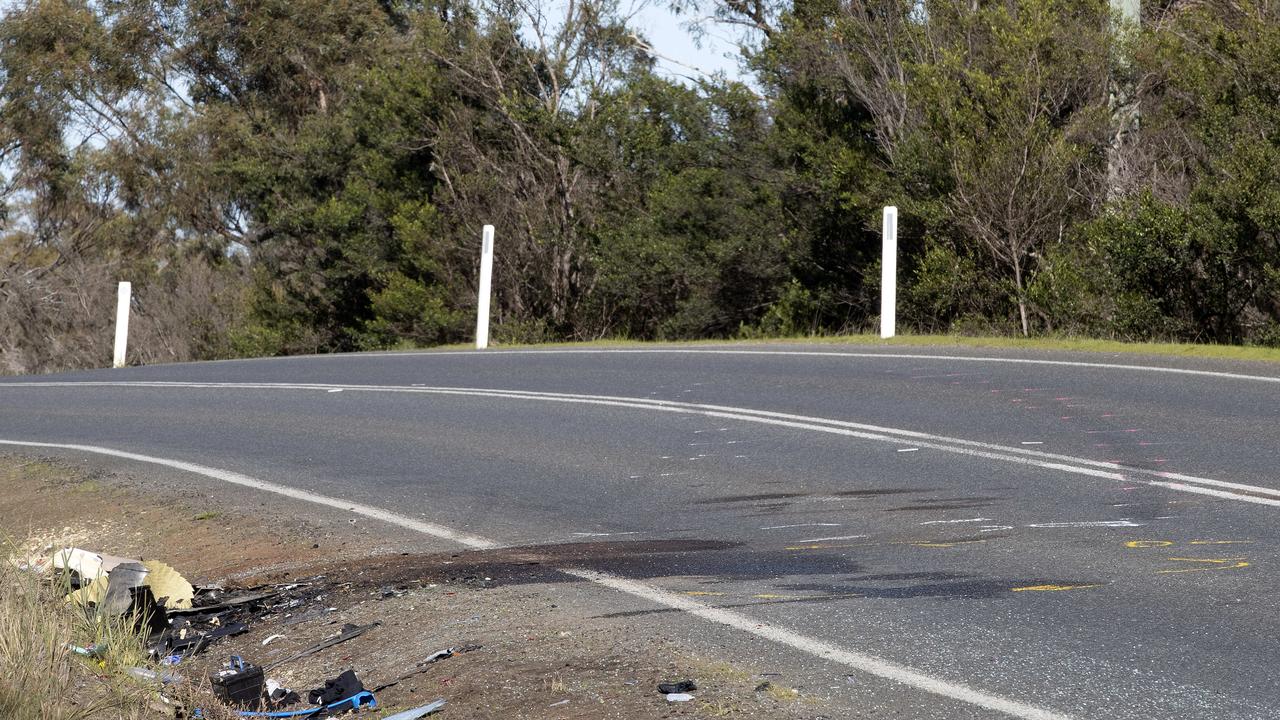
[760,523,841,530]
[920,518,992,525]
[796,534,868,543]
[344,347,1280,385]
[0,438,1072,720]
[567,568,1070,720]
[9,380,1280,507]
[1026,521,1141,529]
[0,439,498,551]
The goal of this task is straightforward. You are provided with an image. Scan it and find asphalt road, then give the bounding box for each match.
[3,344,1279,718]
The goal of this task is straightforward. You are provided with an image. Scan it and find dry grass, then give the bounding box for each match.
[0,546,158,720]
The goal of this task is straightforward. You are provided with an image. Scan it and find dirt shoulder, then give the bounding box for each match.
[1,454,832,719]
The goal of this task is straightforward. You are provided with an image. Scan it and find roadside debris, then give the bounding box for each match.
[211,656,265,707]
[372,645,481,692]
[265,622,380,670]
[665,693,695,702]
[658,680,697,694]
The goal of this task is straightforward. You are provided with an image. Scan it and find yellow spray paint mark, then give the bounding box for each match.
[752,594,799,600]
[785,544,830,551]
[1156,557,1250,574]
[1011,584,1101,592]
[1126,540,1174,548]
[683,591,725,597]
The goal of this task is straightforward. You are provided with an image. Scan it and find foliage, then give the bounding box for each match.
[4,0,1280,372]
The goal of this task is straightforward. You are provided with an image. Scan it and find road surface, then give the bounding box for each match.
[2,345,1278,718]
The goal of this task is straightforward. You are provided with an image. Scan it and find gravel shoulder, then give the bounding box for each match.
[1,454,832,719]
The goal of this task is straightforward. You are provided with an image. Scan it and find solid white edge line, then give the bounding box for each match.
[340,348,1280,385]
[0,438,1073,720]
[0,439,496,550]
[10,380,1280,506]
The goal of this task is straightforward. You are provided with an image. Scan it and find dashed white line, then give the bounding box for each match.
[761,523,842,530]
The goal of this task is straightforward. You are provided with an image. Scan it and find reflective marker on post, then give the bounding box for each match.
[880,206,897,339]
[113,281,131,368]
[475,225,494,350]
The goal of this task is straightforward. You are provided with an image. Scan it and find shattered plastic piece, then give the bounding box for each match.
[265,622,380,670]
[66,559,193,611]
[307,669,364,707]
[193,691,377,719]
[264,679,302,708]
[658,681,697,694]
[126,666,181,685]
[371,645,481,692]
[383,699,447,719]
[548,699,570,708]
[665,693,694,702]
[142,560,195,609]
[262,634,285,646]
[52,548,105,584]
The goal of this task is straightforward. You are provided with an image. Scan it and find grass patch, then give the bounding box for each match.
[192,511,221,521]
[396,333,1280,364]
[0,549,155,719]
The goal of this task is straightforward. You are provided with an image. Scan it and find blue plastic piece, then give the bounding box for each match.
[193,690,377,719]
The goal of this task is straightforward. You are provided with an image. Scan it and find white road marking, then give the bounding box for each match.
[0,438,1071,720]
[337,347,1280,385]
[797,534,868,543]
[896,447,920,453]
[761,523,841,530]
[921,518,992,525]
[1026,521,1142,528]
[8,380,1280,507]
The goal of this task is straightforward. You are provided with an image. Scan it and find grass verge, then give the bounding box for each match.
[414,333,1280,365]
[0,550,155,719]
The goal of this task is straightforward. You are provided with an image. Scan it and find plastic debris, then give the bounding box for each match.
[658,680,697,694]
[67,559,193,610]
[665,693,695,702]
[126,666,181,685]
[262,634,285,646]
[371,645,481,692]
[194,691,377,719]
[307,670,366,709]
[384,699,447,719]
[265,622,380,671]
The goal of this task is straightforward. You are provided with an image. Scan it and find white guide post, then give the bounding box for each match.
[880,206,898,339]
[475,225,495,349]
[113,281,131,368]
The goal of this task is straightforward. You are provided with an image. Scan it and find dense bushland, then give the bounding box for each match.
[3,0,1279,372]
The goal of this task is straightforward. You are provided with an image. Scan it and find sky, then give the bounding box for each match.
[620,1,749,82]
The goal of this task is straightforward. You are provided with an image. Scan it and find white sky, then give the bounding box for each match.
[625,3,748,82]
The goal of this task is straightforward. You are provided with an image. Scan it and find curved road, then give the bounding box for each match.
[3,345,1279,718]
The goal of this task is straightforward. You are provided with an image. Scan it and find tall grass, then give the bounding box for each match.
[0,551,154,720]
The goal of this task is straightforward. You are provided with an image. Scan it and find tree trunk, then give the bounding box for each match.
[1013,259,1029,337]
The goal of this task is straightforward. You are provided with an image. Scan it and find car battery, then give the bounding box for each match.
[210,655,264,708]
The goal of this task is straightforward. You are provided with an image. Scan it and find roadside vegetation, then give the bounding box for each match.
[0,544,153,720]
[3,1,1280,373]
